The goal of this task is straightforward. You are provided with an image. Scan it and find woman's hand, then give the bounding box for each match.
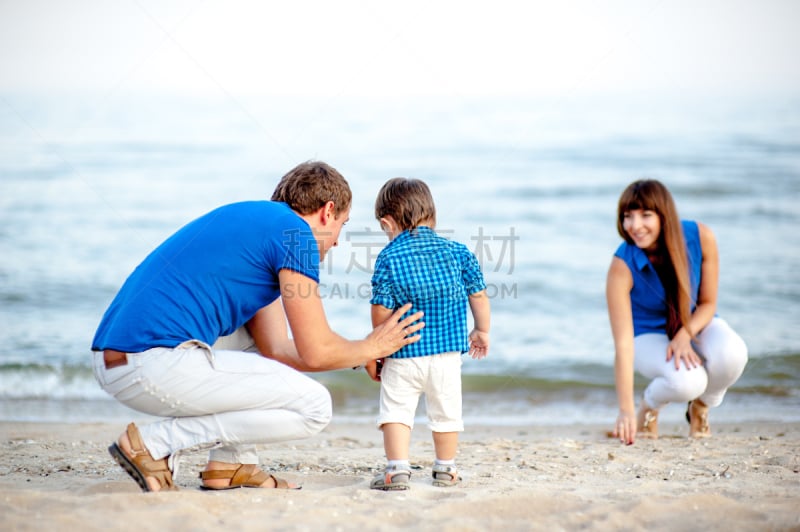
[666,329,702,370]
[614,410,636,445]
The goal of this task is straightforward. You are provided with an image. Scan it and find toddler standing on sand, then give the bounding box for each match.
[365,177,491,490]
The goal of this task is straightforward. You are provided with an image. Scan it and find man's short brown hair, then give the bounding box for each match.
[271,161,351,216]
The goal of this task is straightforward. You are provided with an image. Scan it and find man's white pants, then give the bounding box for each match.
[93,330,331,465]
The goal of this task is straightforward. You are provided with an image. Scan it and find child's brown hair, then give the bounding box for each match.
[374,177,436,231]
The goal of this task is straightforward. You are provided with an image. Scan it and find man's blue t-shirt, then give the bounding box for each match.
[370,227,486,358]
[92,201,319,352]
[614,220,703,336]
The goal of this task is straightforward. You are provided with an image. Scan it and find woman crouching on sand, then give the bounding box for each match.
[606,179,748,444]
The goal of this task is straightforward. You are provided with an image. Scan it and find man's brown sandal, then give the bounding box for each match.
[108,422,178,492]
[199,464,300,490]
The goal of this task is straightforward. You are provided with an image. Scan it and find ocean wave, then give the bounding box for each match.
[0,363,108,400]
[2,354,797,402]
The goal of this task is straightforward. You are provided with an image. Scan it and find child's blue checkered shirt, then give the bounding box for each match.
[370,226,486,359]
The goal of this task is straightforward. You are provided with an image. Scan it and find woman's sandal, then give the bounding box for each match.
[636,404,659,439]
[108,422,178,492]
[431,464,461,487]
[199,464,300,490]
[686,399,712,438]
[370,468,411,491]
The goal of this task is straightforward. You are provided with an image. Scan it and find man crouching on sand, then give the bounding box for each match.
[91,161,424,492]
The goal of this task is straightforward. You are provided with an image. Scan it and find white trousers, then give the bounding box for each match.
[93,329,331,466]
[635,317,748,410]
[378,352,464,433]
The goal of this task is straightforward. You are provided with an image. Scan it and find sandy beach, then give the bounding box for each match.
[1,419,798,531]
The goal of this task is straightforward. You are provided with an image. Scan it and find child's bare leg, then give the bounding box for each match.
[431,431,461,486]
[432,431,458,461]
[371,422,413,490]
[382,422,412,461]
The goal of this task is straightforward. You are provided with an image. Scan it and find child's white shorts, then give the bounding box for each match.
[377,351,463,433]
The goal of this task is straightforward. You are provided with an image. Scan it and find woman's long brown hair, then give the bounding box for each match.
[616,180,693,339]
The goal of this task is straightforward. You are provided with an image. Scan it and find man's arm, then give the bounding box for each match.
[247,298,307,370]
[278,269,423,371]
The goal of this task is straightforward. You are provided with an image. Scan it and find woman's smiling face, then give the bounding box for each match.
[623,208,661,252]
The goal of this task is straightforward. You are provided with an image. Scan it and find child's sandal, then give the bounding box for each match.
[432,464,461,487]
[370,468,411,491]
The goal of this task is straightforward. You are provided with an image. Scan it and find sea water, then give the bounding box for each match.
[1,91,798,425]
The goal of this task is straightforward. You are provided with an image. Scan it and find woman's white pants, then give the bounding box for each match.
[634,318,748,410]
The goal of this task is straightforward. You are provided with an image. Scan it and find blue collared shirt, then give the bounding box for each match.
[614,220,702,336]
[370,226,486,358]
[92,201,319,352]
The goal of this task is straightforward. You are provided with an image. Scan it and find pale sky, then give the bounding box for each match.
[0,0,798,98]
